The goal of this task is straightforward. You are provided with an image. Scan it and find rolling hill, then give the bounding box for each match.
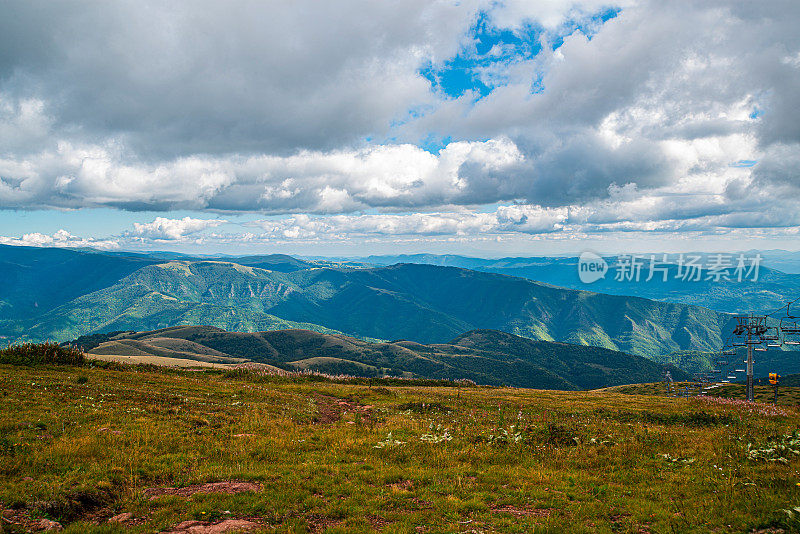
[0,245,324,332]
[74,326,690,389]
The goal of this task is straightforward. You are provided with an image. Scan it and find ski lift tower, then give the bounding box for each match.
[732,315,768,402]
[706,303,797,403]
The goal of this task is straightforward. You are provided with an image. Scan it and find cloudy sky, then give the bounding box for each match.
[1,0,799,256]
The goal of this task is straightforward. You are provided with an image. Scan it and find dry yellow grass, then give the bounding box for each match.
[86,354,232,369]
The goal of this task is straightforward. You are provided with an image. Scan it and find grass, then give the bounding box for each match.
[1,364,800,533]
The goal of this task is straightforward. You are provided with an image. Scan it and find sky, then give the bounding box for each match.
[1,0,800,257]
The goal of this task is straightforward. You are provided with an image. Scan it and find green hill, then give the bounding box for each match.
[77,326,688,389]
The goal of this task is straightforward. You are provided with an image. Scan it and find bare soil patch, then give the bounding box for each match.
[163,519,262,533]
[312,394,373,424]
[144,481,261,501]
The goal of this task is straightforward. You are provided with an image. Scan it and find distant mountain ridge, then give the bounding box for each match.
[75,326,690,390]
[1,246,739,359]
[0,245,323,330]
[359,254,800,314]
[0,244,159,323]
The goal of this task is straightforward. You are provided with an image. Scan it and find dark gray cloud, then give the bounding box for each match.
[0,1,471,156]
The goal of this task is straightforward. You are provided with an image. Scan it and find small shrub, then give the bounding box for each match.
[748,432,800,464]
[31,485,114,522]
[0,342,85,366]
[76,375,89,384]
[374,432,405,449]
[420,423,453,443]
[486,425,522,445]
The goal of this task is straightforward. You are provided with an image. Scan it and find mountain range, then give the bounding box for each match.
[358,254,800,315]
[1,245,742,360]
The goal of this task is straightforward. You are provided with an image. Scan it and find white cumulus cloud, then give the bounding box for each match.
[128,217,227,240]
[0,229,119,249]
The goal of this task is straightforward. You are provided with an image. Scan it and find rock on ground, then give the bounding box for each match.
[34,518,63,531]
[164,519,261,533]
[108,512,134,523]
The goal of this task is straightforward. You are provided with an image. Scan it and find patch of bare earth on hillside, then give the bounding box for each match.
[367,514,391,530]
[312,394,373,424]
[163,519,263,533]
[1,506,63,531]
[144,481,261,501]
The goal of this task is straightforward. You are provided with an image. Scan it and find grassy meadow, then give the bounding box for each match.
[1,362,800,533]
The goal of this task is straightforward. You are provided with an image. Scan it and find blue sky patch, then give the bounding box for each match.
[420,6,621,100]
[730,160,758,168]
[420,134,453,154]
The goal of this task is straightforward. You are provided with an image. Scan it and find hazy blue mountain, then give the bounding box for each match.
[359,254,800,314]
[0,244,159,325]
[752,250,800,275]
[110,250,321,272]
